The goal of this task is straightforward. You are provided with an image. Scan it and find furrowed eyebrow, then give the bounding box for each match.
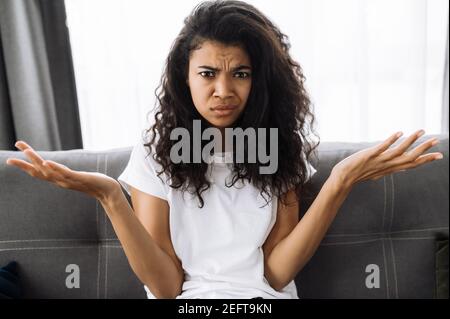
[197,65,252,72]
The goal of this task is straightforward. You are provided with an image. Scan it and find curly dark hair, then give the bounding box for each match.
[143,0,320,209]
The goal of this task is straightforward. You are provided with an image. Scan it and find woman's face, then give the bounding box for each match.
[187,40,252,129]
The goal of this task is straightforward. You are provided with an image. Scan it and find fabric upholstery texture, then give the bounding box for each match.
[0,134,448,298]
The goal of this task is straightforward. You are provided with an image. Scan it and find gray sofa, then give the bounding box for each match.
[0,134,448,299]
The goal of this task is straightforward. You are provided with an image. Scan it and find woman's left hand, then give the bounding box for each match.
[331,129,444,187]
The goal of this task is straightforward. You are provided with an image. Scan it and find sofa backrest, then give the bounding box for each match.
[0,134,448,298]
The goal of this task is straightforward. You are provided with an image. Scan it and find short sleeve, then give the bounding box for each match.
[117,140,169,201]
[279,153,317,195]
[302,150,317,183]
[305,161,317,183]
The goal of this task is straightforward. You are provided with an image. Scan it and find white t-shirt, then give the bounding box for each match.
[117,138,317,299]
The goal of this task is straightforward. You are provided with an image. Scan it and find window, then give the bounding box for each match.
[65,0,449,150]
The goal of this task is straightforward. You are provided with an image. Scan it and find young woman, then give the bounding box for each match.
[6,0,443,299]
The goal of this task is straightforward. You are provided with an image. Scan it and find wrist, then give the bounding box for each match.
[329,167,355,192]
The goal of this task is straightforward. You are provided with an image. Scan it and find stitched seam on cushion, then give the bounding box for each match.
[381,175,389,298]
[3,236,439,246]
[320,236,437,246]
[97,245,101,299]
[382,239,390,299]
[104,154,108,299]
[0,239,120,243]
[381,175,387,233]
[321,238,381,246]
[389,175,394,233]
[390,237,399,298]
[96,154,100,235]
[96,154,100,299]
[391,236,437,240]
[0,245,120,252]
[105,245,109,299]
[0,227,446,244]
[324,227,449,237]
[104,154,108,240]
[389,175,397,299]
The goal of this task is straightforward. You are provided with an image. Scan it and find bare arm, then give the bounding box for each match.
[265,130,443,291]
[6,141,183,299]
[100,187,183,299]
[264,172,352,291]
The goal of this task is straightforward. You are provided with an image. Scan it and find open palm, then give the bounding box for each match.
[332,129,444,186]
[6,141,120,202]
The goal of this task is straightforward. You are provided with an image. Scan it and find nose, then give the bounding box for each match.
[213,74,234,99]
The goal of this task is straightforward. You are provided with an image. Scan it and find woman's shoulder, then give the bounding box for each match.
[128,131,164,173]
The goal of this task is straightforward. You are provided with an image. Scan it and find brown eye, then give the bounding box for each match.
[234,72,250,79]
[199,71,215,78]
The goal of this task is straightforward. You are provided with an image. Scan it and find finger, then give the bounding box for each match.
[42,160,71,181]
[45,160,90,189]
[370,131,404,157]
[23,148,44,165]
[364,152,442,181]
[6,158,40,176]
[51,165,95,193]
[15,142,85,180]
[381,129,426,161]
[398,137,440,163]
[11,142,62,181]
[362,152,433,181]
[8,150,77,187]
[14,141,46,169]
[44,160,73,179]
[14,140,29,151]
[19,144,56,180]
[7,157,64,182]
[13,140,27,151]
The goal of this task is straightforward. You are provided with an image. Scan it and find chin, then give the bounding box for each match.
[208,118,237,129]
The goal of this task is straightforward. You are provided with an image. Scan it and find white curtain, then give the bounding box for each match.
[65,0,449,150]
[443,23,449,133]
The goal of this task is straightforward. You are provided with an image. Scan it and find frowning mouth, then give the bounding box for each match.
[210,104,238,116]
[211,104,238,110]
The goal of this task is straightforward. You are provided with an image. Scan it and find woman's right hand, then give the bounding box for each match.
[6,141,121,202]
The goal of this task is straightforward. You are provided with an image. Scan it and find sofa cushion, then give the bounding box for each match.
[0,135,447,298]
